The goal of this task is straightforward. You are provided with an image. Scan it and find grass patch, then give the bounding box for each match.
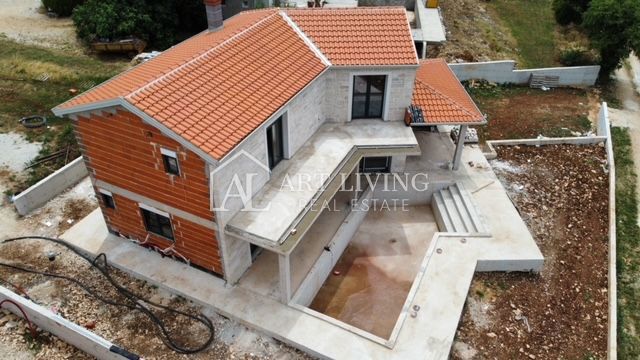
[0,36,127,194]
[486,0,557,68]
[612,127,640,358]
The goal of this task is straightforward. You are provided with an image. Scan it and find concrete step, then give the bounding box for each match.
[431,192,454,232]
[431,182,489,234]
[440,188,468,232]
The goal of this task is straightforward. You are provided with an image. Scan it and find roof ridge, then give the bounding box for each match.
[279,11,331,67]
[127,9,279,101]
[415,78,478,119]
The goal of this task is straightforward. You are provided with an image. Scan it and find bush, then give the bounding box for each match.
[42,0,85,17]
[72,0,207,50]
[559,47,598,66]
[553,0,590,25]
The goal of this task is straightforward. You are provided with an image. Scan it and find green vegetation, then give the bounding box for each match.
[583,0,640,77]
[553,0,591,25]
[0,36,127,194]
[486,0,557,68]
[559,47,598,66]
[73,0,208,50]
[41,0,85,17]
[612,127,640,358]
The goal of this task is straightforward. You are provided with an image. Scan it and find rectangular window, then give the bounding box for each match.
[161,148,180,175]
[141,207,174,240]
[359,156,391,173]
[266,115,284,170]
[352,75,386,119]
[100,191,116,209]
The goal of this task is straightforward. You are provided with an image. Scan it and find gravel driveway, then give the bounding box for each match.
[0,0,80,52]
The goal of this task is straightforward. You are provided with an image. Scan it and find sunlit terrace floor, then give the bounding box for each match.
[309,205,438,339]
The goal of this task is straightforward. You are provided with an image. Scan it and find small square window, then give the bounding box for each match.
[161,149,180,175]
[101,193,116,209]
[141,208,174,240]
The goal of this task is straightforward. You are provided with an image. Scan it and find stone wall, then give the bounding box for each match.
[323,67,417,122]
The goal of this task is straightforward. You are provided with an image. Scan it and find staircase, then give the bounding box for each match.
[432,183,488,234]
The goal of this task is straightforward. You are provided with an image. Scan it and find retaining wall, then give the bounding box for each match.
[0,286,137,359]
[449,60,600,87]
[13,157,88,216]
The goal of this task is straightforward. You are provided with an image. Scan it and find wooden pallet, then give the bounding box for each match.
[529,74,560,88]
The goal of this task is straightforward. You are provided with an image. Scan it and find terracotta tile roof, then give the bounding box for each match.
[129,12,328,159]
[59,9,278,110]
[411,59,485,124]
[286,7,418,66]
[54,8,418,160]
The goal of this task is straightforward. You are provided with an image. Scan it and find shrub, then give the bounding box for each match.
[72,0,207,50]
[553,0,590,25]
[559,47,598,66]
[41,0,85,17]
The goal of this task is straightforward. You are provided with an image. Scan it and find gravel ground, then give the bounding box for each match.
[0,0,80,52]
[0,179,311,359]
[452,144,609,359]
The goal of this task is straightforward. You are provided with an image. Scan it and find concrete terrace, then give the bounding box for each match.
[61,138,543,359]
[226,120,419,252]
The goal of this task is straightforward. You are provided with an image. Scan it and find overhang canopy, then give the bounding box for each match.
[410,59,485,126]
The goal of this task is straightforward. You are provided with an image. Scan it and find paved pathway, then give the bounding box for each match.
[611,54,640,225]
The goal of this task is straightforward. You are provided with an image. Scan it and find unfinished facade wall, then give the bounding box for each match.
[322,67,417,123]
[211,73,329,283]
[74,109,223,275]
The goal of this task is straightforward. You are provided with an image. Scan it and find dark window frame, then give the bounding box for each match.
[351,75,387,119]
[141,208,175,241]
[359,156,391,173]
[266,115,284,170]
[101,192,116,209]
[162,151,180,176]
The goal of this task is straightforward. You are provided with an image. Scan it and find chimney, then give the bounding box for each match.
[204,0,223,31]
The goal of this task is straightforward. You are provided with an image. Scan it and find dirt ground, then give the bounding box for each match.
[0,0,81,53]
[0,179,310,359]
[452,144,609,359]
[469,85,594,143]
[430,0,520,63]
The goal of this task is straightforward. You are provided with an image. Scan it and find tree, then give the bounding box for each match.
[553,0,591,25]
[42,0,85,17]
[72,0,207,50]
[582,0,640,77]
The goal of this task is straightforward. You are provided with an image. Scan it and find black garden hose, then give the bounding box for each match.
[0,236,215,355]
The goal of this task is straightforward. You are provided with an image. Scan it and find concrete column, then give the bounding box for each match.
[279,253,292,303]
[421,41,427,59]
[452,125,467,171]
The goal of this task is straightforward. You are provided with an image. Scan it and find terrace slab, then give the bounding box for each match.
[226,120,419,249]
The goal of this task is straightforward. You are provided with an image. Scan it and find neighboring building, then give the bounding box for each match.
[53,4,482,296]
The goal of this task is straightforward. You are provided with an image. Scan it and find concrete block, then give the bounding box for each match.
[13,157,88,216]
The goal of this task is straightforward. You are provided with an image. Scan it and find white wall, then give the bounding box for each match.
[449,60,600,87]
[323,67,417,122]
[13,157,88,215]
[210,66,418,281]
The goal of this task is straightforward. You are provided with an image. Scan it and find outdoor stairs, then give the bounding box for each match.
[432,183,489,234]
